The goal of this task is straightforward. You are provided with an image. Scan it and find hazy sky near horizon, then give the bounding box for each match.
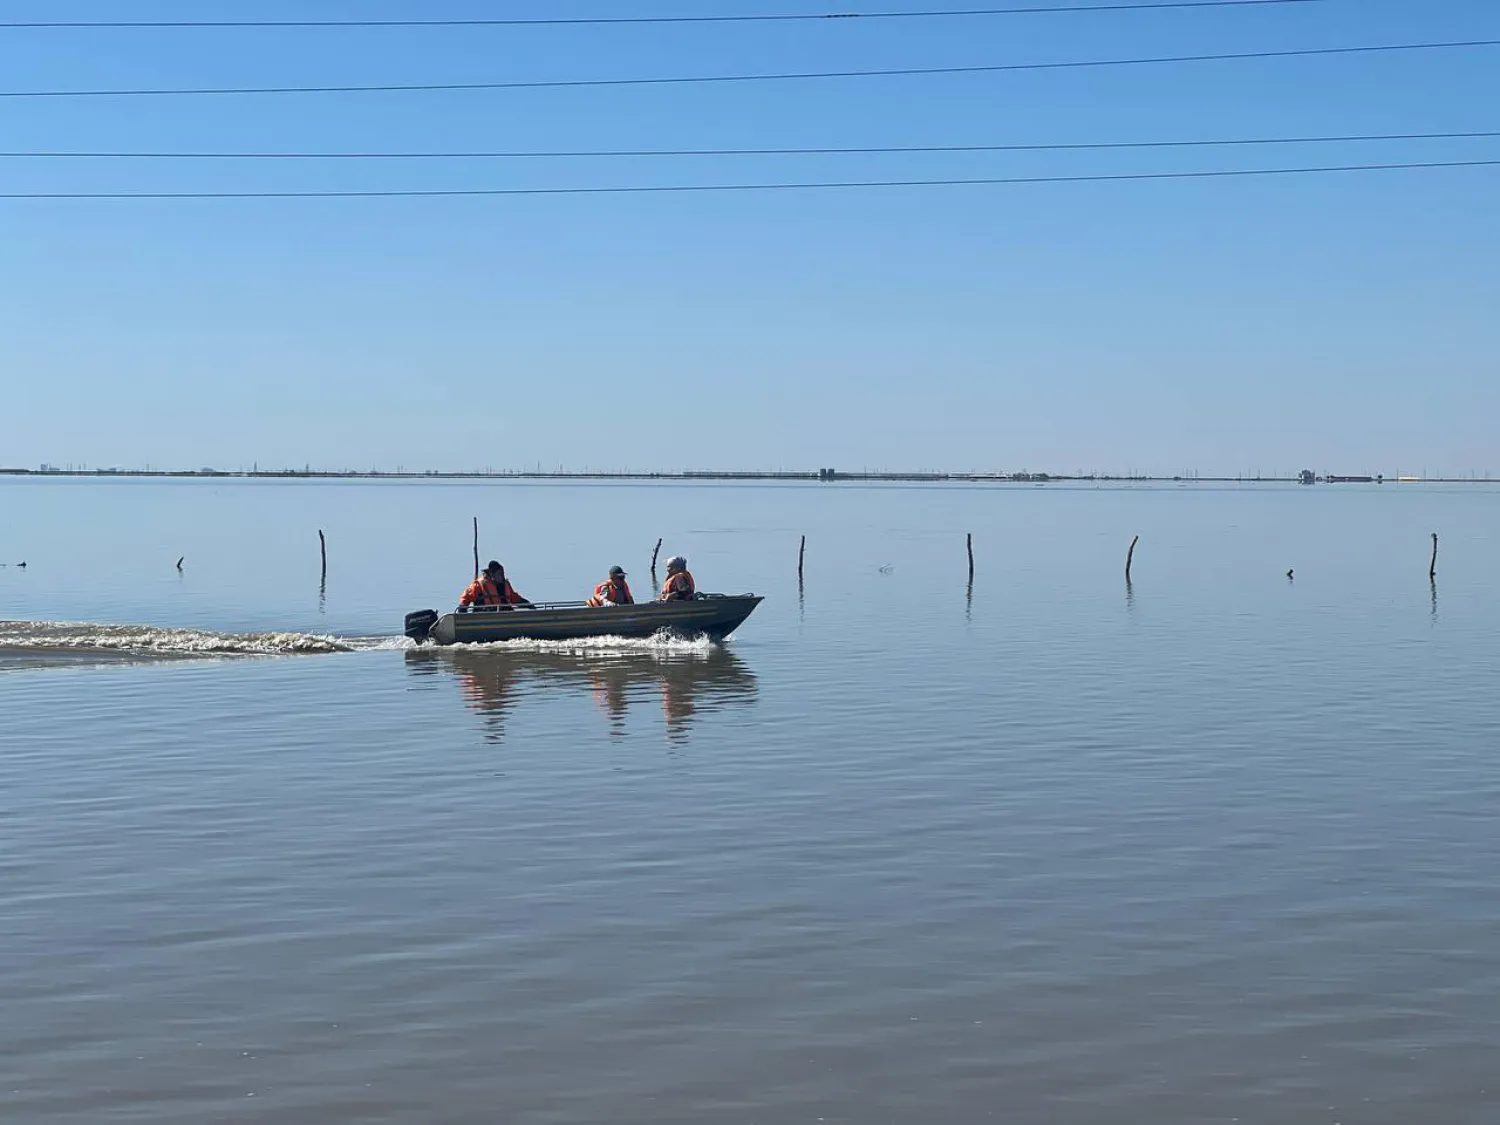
[2,0,1497,476]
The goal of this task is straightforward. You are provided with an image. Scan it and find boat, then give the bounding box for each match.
[403,593,763,646]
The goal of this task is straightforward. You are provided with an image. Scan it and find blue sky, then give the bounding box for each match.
[2,0,1497,476]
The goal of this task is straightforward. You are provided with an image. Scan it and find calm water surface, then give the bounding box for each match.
[2,479,1497,1123]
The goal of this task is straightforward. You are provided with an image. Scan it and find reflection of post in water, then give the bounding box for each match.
[406,646,757,744]
[1125,577,1135,611]
[1430,577,1438,623]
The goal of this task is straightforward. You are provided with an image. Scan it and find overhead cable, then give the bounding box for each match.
[5,158,1496,198]
[0,0,1327,30]
[4,39,1495,99]
[4,130,1496,160]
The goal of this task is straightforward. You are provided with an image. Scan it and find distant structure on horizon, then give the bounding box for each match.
[2,465,1486,484]
[1300,469,1384,485]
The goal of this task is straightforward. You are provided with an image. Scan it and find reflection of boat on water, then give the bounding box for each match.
[404,644,758,742]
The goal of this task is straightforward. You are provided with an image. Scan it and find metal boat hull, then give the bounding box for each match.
[418,595,763,646]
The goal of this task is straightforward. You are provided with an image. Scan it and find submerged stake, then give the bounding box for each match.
[966,532,974,583]
[472,517,479,580]
[1125,535,1139,582]
[319,529,327,580]
[798,534,806,580]
[1430,532,1439,579]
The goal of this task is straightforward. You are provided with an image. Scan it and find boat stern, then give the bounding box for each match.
[430,613,458,645]
[404,608,457,646]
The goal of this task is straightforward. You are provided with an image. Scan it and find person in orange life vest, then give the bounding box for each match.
[460,560,530,609]
[587,565,634,608]
[658,555,696,602]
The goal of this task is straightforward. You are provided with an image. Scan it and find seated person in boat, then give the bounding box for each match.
[587,565,634,607]
[460,560,531,610]
[658,555,696,601]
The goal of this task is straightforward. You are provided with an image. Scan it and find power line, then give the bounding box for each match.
[0,1,1326,30]
[3,130,1496,160]
[5,39,1494,99]
[4,158,1496,198]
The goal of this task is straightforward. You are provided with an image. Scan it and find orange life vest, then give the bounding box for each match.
[660,570,696,601]
[462,576,524,607]
[588,578,633,607]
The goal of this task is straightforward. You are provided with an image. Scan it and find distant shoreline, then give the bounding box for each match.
[2,469,1491,485]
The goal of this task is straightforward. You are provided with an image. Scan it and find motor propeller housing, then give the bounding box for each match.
[404,609,439,644]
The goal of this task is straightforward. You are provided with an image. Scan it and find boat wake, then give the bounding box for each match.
[0,621,729,672]
[0,620,411,669]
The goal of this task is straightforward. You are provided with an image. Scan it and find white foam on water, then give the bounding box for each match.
[344,636,417,652]
[0,620,411,659]
[0,623,728,667]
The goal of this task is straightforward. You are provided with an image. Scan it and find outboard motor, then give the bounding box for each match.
[404,608,439,644]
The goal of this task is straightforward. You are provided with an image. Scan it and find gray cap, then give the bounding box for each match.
[609,565,626,577]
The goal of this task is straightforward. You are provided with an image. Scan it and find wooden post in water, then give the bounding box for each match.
[473,517,480,580]
[1429,532,1439,580]
[176,556,184,572]
[318,530,327,583]
[798,535,806,581]
[966,533,974,584]
[1125,535,1139,582]
[651,537,663,572]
